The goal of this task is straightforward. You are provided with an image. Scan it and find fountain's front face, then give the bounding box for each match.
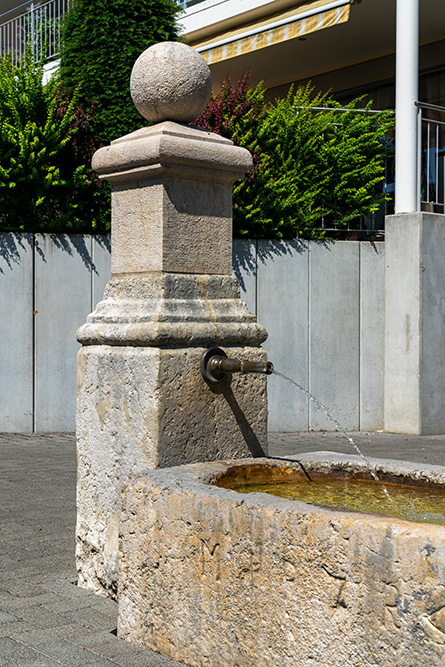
[76,41,269,599]
[118,455,445,667]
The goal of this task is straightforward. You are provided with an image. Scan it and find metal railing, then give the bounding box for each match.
[0,0,68,66]
[303,102,445,239]
[176,0,207,9]
[416,101,445,214]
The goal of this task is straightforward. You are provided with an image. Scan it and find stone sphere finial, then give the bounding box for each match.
[130,42,212,124]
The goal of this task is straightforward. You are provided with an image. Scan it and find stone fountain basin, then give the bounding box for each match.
[118,454,445,667]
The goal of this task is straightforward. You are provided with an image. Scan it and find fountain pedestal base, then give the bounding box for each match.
[75,52,269,598]
[76,274,268,597]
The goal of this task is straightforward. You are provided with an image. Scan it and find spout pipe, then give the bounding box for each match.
[200,347,273,385]
[210,357,274,375]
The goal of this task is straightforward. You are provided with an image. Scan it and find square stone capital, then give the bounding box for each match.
[92,123,252,276]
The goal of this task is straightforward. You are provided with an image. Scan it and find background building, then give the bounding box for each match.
[181,0,445,108]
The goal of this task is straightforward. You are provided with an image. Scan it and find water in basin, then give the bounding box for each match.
[236,477,445,525]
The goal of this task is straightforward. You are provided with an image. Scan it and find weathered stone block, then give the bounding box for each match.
[92,122,251,276]
[118,456,445,666]
[77,273,267,347]
[76,345,268,598]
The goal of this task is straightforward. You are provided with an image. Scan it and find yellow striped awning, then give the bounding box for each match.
[194,0,352,65]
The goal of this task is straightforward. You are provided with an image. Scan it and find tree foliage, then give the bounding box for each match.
[59,0,181,145]
[0,51,108,233]
[195,74,395,239]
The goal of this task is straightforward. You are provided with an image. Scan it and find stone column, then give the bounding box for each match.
[76,42,269,598]
[384,212,445,434]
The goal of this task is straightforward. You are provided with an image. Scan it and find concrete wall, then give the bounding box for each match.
[0,234,111,433]
[232,239,385,432]
[384,212,445,435]
[0,234,384,433]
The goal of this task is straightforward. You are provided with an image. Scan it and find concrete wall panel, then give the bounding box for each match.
[384,216,422,434]
[92,236,112,309]
[384,212,445,435]
[360,242,385,431]
[257,240,309,432]
[0,234,387,433]
[34,235,93,432]
[309,241,360,431]
[232,240,257,315]
[419,217,445,433]
[0,234,33,432]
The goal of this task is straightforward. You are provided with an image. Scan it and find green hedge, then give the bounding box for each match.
[0,51,108,233]
[0,0,182,233]
[0,37,394,236]
[59,0,181,145]
[195,73,395,239]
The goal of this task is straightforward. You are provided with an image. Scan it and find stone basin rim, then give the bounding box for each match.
[119,454,445,665]
[124,453,445,529]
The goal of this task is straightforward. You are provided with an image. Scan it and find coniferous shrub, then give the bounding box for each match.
[59,0,181,145]
[195,73,395,239]
[0,51,108,233]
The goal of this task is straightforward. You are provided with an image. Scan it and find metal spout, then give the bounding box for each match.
[200,347,274,385]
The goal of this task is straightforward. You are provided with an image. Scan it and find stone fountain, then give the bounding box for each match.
[76,41,269,599]
[76,41,445,667]
[118,455,445,667]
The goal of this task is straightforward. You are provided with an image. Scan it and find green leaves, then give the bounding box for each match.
[59,0,181,145]
[0,49,109,233]
[198,74,394,239]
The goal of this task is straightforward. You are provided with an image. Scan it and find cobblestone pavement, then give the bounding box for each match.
[1,430,444,665]
[0,433,181,667]
[268,430,445,466]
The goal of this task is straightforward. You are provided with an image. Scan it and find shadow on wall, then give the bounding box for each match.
[0,233,33,273]
[0,233,111,274]
[232,239,309,292]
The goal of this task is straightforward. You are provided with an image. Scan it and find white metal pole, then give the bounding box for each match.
[395,0,419,213]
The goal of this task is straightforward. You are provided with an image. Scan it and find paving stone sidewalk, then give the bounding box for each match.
[0,433,182,667]
[1,430,444,666]
[268,430,445,466]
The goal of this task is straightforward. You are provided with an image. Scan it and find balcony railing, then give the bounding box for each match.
[0,0,68,66]
[307,102,445,238]
[176,0,207,9]
[416,101,445,214]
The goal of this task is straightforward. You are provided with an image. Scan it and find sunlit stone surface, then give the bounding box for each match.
[118,454,445,666]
